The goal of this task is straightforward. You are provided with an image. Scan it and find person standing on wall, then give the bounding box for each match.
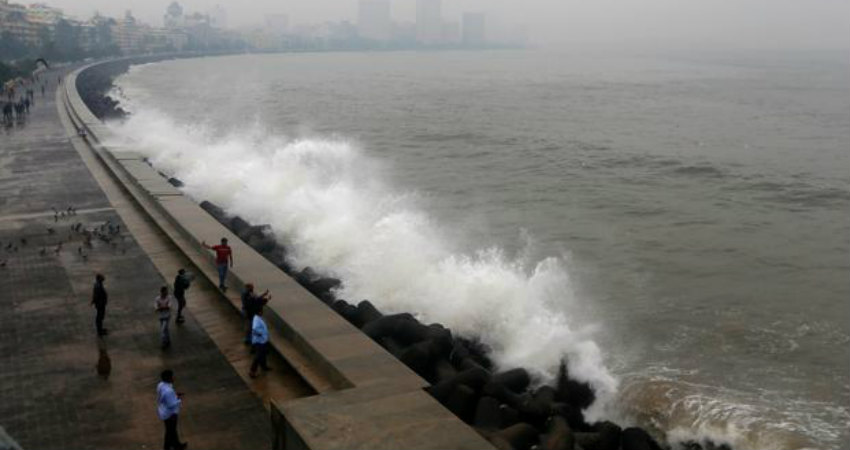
[155,286,174,349]
[91,274,108,336]
[173,269,193,324]
[202,238,232,291]
[249,307,272,378]
[241,284,270,345]
[157,369,187,450]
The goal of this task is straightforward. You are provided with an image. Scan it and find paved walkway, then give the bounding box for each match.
[0,71,270,449]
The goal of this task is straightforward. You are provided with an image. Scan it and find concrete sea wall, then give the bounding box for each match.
[66,56,728,450]
[65,57,494,450]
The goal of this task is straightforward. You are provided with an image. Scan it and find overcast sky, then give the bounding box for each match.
[38,0,850,49]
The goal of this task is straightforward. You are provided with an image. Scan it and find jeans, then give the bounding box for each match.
[163,414,181,450]
[216,263,228,288]
[251,342,269,373]
[95,306,106,334]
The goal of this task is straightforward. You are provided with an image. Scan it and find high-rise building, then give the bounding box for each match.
[416,0,441,45]
[208,4,227,29]
[25,3,63,26]
[0,0,43,47]
[357,0,390,41]
[462,12,485,46]
[441,20,460,45]
[264,14,289,35]
[163,1,183,29]
[112,10,144,54]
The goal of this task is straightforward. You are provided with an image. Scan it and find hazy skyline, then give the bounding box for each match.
[32,0,850,49]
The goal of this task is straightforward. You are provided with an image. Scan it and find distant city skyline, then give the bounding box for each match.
[18,0,850,49]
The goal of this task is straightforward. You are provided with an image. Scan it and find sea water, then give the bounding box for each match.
[107,48,850,449]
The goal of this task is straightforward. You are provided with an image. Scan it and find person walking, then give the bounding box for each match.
[173,269,192,324]
[240,284,270,345]
[154,287,174,349]
[157,369,187,450]
[202,238,232,291]
[91,274,108,336]
[249,308,271,378]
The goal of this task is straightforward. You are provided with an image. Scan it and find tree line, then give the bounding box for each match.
[1,18,123,64]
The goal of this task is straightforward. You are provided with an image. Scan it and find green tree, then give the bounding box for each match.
[53,19,83,60]
[0,31,31,60]
[91,17,120,57]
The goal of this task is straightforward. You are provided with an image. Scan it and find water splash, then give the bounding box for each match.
[105,102,619,414]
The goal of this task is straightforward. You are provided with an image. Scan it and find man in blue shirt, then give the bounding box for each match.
[249,308,271,378]
[241,284,270,345]
[157,369,187,450]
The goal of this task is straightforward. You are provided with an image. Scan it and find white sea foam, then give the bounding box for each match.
[618,373,848,450]
[106,94,619,415]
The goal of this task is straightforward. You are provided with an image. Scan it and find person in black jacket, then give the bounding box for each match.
[173,269,192,324]
[91,274,108,336]
[241,284,270,345]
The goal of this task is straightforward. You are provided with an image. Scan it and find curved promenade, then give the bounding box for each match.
[62,59,494,450]
[0,67,270,449]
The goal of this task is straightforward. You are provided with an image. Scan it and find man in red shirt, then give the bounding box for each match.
[202,238,233,291]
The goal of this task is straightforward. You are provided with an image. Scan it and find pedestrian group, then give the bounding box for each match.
[90,236,277,449]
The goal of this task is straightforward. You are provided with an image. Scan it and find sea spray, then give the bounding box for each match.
[101,52,850,450]
[105,104,619,416]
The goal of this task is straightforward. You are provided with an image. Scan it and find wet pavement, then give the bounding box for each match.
[0,71,269,449]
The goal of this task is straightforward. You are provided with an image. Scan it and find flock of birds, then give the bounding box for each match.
[0,206,127,268]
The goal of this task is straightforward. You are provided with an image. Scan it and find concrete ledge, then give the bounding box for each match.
[273,385,493,450]
[64,59,495,450]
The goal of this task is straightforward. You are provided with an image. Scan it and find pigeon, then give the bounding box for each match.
[20,238,27,245]
[47,227,55,235]
[39,248,46,256]
[0,260,6,268]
